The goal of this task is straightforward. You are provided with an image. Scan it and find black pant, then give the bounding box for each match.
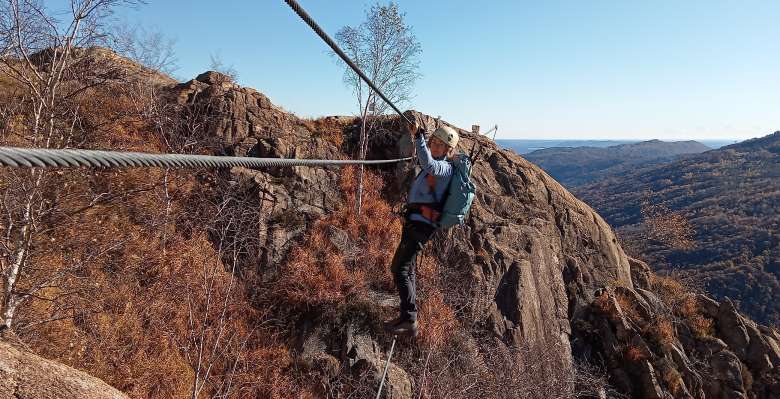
[390,219,435,322]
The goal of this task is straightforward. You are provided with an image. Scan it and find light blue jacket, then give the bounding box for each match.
[408,133,453,224]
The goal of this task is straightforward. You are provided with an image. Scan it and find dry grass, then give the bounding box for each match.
[301,116,349,148]
[1,79,309,397]
[275,165,402,310]
[647,317,676,347]
[592,291,612,315]
[418,289,457,349]
[688,313,714,339]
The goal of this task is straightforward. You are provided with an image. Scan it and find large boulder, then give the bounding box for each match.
[0,339,127,399]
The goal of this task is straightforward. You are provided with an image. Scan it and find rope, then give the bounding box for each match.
[376,337,396,399]
[283,0,414,126]
[0,146,412,169]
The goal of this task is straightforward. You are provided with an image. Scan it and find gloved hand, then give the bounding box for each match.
[404,117,419,140]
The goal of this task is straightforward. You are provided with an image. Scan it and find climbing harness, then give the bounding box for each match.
[0,146,410,169]
[376,337,396,399]
[0,3,444,397]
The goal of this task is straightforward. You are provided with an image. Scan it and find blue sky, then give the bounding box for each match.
[110,1,779,140]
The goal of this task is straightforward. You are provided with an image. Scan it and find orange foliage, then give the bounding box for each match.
[649,274,714,339]
[614,291,642,323]
[624,345,649,362]
[688,313,714,339]
[3,107,300,397]
[276,165,402,307]
[279,227,366,307]
[648,317,675,346]
[301,117,348,148]
[662,367,684,396]
[418,289,457,348]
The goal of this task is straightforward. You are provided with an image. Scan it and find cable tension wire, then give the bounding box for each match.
[283,0,414,126]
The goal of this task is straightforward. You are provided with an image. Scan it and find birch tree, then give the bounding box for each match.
[335,2,421,215]
[0,0,136,330]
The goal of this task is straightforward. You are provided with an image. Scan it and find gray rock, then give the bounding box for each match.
[696,294,720,319]
[717,300,750,359]
[638,360,668,399]
[343,325,412,399]
[710,350,745,395]
[628,257,652,291]
[0,340,128,399]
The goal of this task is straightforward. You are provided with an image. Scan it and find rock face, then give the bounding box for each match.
[576,264,780,399]
[0,339,127,399]
[162,71,779,398]
[375,111,634,376]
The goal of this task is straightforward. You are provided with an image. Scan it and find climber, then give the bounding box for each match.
[384,114,460,337]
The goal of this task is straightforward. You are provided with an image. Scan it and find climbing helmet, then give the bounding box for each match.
[432,126,459,148]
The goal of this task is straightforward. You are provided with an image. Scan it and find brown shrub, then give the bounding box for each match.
[688,314,714,339]
[662,367,684,396]
[301,117,348,148]
[624,345,649,362]
[418,289,457,349]
[277,226,366,307]
[649,274,714,339]
[646,317,676,346]
[592,291,612,315]
[614,291,642,324]
[649,274,688,307]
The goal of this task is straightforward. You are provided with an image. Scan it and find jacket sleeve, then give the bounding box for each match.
[415,131,453,177]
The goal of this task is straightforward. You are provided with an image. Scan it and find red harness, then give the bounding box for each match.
[412,174,441,222]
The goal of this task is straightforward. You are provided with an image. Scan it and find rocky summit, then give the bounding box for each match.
[164,71,780,398]
[2,65,778,398]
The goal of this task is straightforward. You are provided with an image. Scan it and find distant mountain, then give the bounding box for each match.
[496,139,636,155]
[574,131,780,326]
[524,139,712,186]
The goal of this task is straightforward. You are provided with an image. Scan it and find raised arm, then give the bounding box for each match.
[415,129,453,177]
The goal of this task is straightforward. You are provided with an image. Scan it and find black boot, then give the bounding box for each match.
[383,316,418,337]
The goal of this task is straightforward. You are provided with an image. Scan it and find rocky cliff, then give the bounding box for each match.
[163,71,780,398]
[2,65,777,398]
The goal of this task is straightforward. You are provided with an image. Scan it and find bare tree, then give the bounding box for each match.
[108,22,178,75]
[335,2,421,215]
[209,52,238,82]
[0,0,137,330]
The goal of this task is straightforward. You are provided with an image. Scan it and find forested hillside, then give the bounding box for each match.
[575,132,780,326]
[524,139,712,186]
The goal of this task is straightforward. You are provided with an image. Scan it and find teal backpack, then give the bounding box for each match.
[435,154,476,228]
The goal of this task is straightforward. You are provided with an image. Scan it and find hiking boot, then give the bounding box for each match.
[384,318,418,337]
[383,316,404,331]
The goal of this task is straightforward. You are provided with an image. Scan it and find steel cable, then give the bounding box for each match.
[283,0,414,126]
[0,146,412,169]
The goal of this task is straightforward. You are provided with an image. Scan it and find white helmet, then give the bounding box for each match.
[432,126,459,148]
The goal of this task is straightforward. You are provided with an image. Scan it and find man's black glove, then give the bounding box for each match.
[415,127,425,140]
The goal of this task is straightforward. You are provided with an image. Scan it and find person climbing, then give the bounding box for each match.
[384,115,460,337]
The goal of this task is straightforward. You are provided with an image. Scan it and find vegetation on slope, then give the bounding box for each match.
[575,132,780,326]
[524,139,711,187]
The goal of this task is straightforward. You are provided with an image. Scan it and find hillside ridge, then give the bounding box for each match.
[524,139,712,186]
